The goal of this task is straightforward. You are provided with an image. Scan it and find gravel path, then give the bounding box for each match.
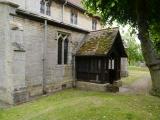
[119,76,151,94]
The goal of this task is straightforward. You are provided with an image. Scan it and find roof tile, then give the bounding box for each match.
[76,28,119,56]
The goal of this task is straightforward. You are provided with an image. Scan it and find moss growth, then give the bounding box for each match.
[78,35,114,55]
[78,38,99,55]
[96,36,113,54]
[77,29,119,56]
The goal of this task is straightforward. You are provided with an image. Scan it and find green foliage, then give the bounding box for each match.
[0,89,160,120]
[82,0,160,27]
[122,29,144,65]
[149,23,160,55]
[128,66,149,72]
[127,40,143,65]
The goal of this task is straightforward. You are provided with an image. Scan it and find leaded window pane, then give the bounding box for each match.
[58,38,63,64]
[64,39,69,64]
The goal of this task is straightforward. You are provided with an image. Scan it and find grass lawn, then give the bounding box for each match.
[0,89,160,120]
[121,66,150,85]
[0,66,159,120]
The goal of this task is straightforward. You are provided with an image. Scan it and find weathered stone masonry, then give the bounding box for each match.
[0,1,88,104]
[0,1,128,104]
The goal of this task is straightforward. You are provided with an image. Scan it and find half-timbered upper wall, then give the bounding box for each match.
[8,0,103,31]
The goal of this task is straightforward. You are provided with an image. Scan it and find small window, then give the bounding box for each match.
[46,1,51,16]
[92,19,97,30]
[71,10,78,25]
[108,60,112,69]
[40,0,45,14]
[58,38,63,64]
[108,59,115,70]
[112,60,115,69]
[40,0,51,16]
[64,39,69,64]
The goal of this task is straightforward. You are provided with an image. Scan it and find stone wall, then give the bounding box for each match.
[7,0,25,8]
[63,4,102,31]
[121,57,128,77]
[44,22,86,93]
[0,1,128,104]
[0,1,20,104]
[0,1,88,104]
[76,81,122,92]
[9,13,87,104]
[8,0,103,31]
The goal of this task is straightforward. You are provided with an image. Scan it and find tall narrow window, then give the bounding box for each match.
[112,59,115,69]
[92,19,97,30]
[71,10,78,25]
[46,0,51,15]
[108,59,115,70]
[57,32,69,65]
[108,59,112,69]
[40,0,45,14]
[58,38,63,64]
[64,39,69,64]
[40,0,51,16]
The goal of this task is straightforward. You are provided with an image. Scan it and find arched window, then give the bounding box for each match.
[40,0,45,14]
[58,38,63,64]
[64,39,69,64]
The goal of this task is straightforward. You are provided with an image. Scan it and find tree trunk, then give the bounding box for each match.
[137,0,160,96]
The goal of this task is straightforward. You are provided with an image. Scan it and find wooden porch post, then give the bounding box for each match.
[101,57,105,83]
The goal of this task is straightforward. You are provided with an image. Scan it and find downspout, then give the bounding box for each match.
[42,20,48,94]
[62,0,67,22]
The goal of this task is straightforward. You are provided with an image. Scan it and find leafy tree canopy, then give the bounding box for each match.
[150,23,160,55]
[82,0,160,28]
[122,30,144,65]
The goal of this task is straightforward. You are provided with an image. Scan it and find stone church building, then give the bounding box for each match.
[0,0,128,104]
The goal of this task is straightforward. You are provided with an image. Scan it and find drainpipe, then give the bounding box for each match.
[62,0,67,22]
[42,20,48,94]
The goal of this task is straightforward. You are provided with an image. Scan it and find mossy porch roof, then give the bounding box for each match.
[76,28,119,56]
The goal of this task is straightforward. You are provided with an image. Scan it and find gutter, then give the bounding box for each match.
[55,0,101,19]
[15,9,89,33]
[66,1,101,20]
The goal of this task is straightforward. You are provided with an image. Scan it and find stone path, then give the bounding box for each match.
[119,76,151,94]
